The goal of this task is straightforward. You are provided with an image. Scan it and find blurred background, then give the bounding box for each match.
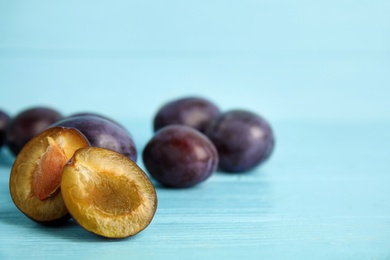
[1,0,389,125]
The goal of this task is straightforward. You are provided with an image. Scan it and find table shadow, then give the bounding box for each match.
[0,206,138,243]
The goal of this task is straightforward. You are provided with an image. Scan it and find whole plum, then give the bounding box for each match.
[204,109,275,173]
[143,125,219,188]
[9,126,90,225]
[0,110,10,148]
[51,115,137,162]
[68,112,117,124]
[6,107,63,156]
[153,96,220,133]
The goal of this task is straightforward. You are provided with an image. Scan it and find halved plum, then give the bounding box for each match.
[9,127,90,224]
[61,147,157,238]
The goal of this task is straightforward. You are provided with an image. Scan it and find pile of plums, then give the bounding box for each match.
[144,96,275,188]
[1,107,156,238]
[0,96,274,238]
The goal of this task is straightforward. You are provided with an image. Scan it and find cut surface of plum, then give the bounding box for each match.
[61,147,157,238]
[9,127,90,224]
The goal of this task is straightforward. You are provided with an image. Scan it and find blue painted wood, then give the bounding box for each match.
[1,121,390,259]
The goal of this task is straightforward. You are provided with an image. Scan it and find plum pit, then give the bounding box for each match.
[32,137,68,201]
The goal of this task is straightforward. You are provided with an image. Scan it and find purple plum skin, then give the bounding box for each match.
[5,107,63,156]
[153,97,220,133]
[204,110,275,173]
[143,125,219,188]
[51,115,137,162]
[0,110,10,148]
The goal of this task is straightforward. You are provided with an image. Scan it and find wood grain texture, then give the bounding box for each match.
[1,121,390,259]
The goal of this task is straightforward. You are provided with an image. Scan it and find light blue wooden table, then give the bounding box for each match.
[1,120,390,259]
[1,1,390,259]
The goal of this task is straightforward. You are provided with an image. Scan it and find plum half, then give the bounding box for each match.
[9,127,90,224]
[61,147,157,238]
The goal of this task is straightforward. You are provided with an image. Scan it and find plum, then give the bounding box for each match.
[6,107,63,156]
[61,147,157,238]
[153,96,220,133]
[143,125,219,188]
[68,112,118,124]
[0,110,10,149]
[205,109,275,173]
[9,127,90,225]
[51,115,137,162]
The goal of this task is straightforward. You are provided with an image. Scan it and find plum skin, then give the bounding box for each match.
[143,125,219,188]
[204,109,275,173]
[153,96,220,133]
[0,110,10,148]
[51,115,137,162]
[68,112,120,125]
[5,107,63,156]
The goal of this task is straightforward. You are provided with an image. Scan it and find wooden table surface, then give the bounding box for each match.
[1,120,390,259]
